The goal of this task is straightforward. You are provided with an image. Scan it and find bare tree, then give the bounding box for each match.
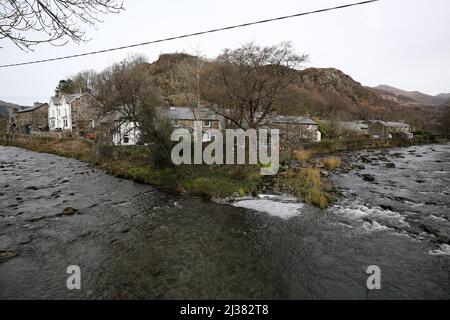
[202,42,308,129]
[96,55,160,130]
[0,0,124,50]
[96,55,175,166]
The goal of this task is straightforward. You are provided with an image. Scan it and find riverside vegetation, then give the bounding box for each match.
[1,132,445,209]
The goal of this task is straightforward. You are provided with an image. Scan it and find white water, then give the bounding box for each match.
[429,244,450,256]
[233,196,305,220]
[331,202,410,230]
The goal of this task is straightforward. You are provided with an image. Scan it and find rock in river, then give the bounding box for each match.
[362,174,376,182]
[63,207,78,216]
[0,251,17,263]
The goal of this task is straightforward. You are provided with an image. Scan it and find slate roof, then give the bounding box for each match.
[372,120,410,128]
[18,103,48,113]
[266,115,317,125]
[50,93,90,106]
[159,107,196,120]
[158,107,225,122]
[339,121,369,131]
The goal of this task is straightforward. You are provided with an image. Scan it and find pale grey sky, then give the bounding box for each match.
[1,0,449,106]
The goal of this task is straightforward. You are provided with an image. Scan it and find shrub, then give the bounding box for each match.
[301,167,321,187]
[322,157,342,170]
[294,150,314,162]
[305,188,329,209]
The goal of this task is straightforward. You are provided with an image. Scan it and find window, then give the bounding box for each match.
[50,119,55,129]
[123,135,130,144]
[202,132,212,142]
[203,120,211,128]
[63,120,68,128]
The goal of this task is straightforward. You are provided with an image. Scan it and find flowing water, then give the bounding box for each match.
[0,144,449,299]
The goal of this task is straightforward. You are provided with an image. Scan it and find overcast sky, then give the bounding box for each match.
[1,0,449,105]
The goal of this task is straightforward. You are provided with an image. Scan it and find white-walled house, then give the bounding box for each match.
[49,92,102,134]
[112,120,140,145]
[100,109,140,145]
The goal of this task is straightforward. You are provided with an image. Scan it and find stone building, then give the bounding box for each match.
[337,121,370,135]
[17,103,49,134]
[49,92,103,135]
[368,120,413,140]
[162,107,224,142]
[265,115,321,146]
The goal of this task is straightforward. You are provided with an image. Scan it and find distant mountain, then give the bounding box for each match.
[0,100,27,118]
[436,93,450,103]
[373,85,448,106]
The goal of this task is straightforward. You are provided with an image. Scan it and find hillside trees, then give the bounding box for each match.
[202,42,308,129]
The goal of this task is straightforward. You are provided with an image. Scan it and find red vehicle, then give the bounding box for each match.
[84,133,96,141]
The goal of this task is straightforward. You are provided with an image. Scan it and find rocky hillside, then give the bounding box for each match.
[373,85,449,106]
[127,54,447,134]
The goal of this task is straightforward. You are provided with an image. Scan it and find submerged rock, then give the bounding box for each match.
[362,174,376,182]
[360,156,372,163]
[0,251,17,263]
[63,207,78,216]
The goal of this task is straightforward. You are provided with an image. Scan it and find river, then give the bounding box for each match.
[0,144,449,299]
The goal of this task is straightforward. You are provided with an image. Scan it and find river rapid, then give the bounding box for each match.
[0,144,449,299]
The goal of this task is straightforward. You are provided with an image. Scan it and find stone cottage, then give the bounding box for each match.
[265,115,321,146]
[368,120,413,140]
[17,102,49,134]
